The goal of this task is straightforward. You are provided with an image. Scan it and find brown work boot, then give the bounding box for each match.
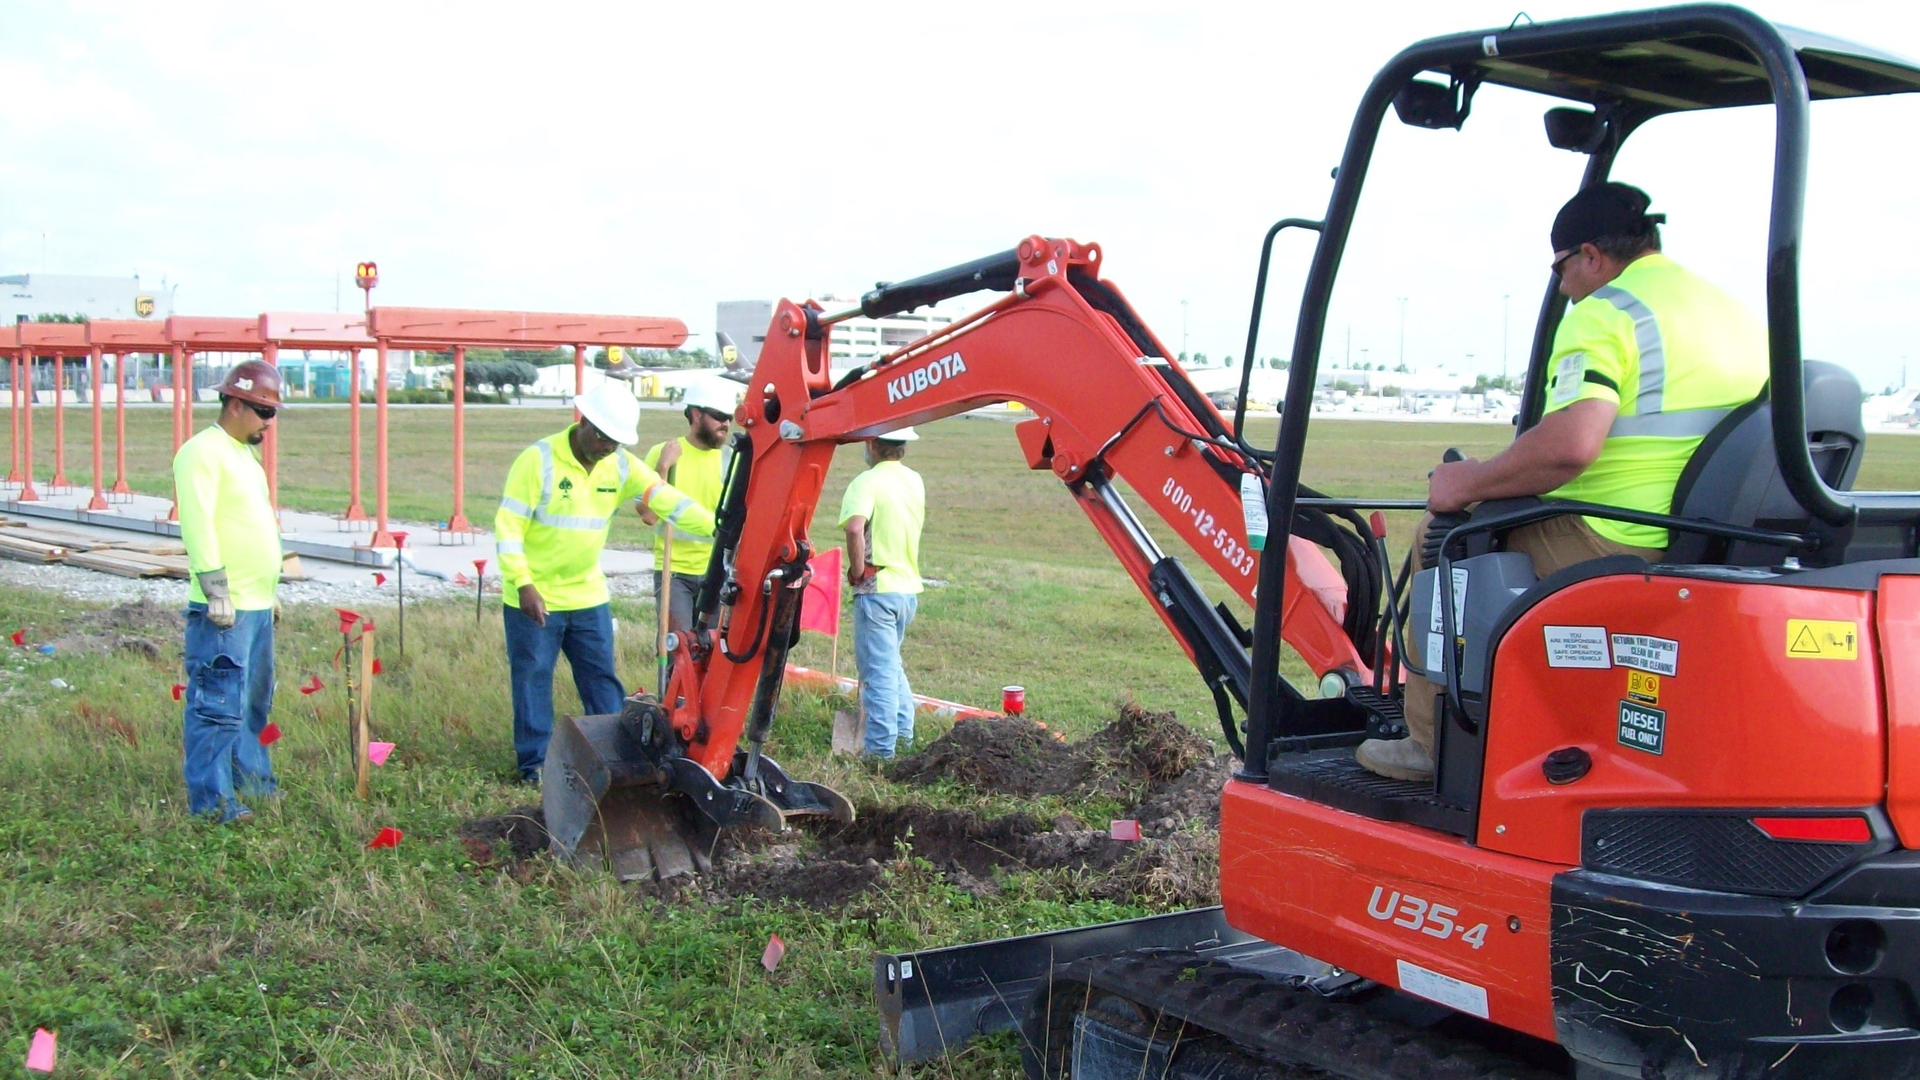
[1355,672,1436,782]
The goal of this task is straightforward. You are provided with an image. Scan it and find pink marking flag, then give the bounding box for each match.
[26,1028,55,1072]
[1109,819,1142,842]
[799,546,842,637]
[259,721,282,747]
[762,933,786,973]
[453,573,471,587]
[365,827,403,849]
[368,741,395,766]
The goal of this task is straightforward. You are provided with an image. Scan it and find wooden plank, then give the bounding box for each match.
[0,535,67,561]
[10,528,126,553]
[66,551,166,578]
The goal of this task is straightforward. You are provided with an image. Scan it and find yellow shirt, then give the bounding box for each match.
[1543,254,1768,548]
[174,425,282,610]
[838,460,925,595]
[642,437,727,576]
[495,427,716,611]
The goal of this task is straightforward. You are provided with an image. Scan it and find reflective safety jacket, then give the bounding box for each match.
[1543,253,1768,549]
[642,437,729,576]
[495,427,717,611]
[174,425,283,610]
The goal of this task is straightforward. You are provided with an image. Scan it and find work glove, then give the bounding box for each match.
[197,569,235,629]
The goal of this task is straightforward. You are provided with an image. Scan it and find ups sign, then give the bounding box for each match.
[134,295,155,318]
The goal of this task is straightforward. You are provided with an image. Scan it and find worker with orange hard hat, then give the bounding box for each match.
[173,359,286,823]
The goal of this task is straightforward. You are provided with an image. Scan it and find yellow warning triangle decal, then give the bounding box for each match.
[1789,625,1821,654]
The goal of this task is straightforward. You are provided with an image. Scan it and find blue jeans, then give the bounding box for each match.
[504,602,626,780]
[182,604,278,821]
[853,592,917,758]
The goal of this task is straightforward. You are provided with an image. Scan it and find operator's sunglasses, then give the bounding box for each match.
[248,403,277,421]
[696,407,731,423]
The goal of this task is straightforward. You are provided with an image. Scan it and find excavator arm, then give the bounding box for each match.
[545,237,1393,877]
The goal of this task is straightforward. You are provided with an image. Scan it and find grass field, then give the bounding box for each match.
[2,408,1916,1077]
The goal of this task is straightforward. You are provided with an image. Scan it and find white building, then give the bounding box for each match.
[717,296,963,367]
[2,273,176,324]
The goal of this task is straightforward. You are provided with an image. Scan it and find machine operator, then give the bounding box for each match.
[1357,182,1770,783]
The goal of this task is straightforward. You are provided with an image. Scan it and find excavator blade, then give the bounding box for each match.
[543,712,715,882]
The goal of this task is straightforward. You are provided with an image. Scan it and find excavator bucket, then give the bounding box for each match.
[543,702,855,881]
[543,712,716,881]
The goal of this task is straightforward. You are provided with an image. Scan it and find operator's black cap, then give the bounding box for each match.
[1551,182,1666,254]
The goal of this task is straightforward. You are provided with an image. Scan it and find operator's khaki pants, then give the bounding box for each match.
[1400,512,1663,751]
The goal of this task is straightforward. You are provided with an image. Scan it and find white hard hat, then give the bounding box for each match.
[576,381,641,445]
[682,378,740,417]
[876,426,918,442]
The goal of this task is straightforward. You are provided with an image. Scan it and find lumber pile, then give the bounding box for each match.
[64,549,191,579]
[0,533,66,563]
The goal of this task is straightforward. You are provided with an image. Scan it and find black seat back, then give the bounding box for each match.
[1666,360,1864,566]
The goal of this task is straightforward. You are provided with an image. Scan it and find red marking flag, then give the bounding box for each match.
[373,573,387,587]
[299,675,323,695]
[762,933,786,972]
[335,608,362,635]
[365,827,404,849]
[368,741,395,766]
[26,1028,55,1073]
[1109,819,1142,842]
[371,658,383,675]
[453,573,470,587]
[799,547,842,637]
[473,558,488,574]
[9,629,23,647]
[258,722,282,747]
[170,683,185,702]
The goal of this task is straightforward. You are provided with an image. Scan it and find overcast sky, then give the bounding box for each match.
[4,1,1917,390]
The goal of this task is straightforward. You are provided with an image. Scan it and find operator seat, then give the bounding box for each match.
[1663,359,1864,566]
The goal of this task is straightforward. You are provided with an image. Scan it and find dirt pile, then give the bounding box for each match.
[890,703,1213,802]
[457,706,1233,910]
[49,598,181,660]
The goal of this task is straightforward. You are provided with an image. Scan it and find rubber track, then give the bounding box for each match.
[1022,950,1569,1080]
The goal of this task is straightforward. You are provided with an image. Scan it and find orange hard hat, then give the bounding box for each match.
[216,360,284,409]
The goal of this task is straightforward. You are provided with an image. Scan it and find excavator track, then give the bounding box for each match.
[1020,950,1570,1080]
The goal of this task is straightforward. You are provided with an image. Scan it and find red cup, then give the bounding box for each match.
[1002,685,1026,715]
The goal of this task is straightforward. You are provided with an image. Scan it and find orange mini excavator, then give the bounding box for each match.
[547,6,1920,1076]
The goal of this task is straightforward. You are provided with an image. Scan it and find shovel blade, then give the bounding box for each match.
[831,708,862,756]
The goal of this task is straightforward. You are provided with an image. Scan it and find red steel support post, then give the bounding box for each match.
[51,355,67,489]
[447,344,472,533]
[262,343,279,515]
[167,345,185,521]
[344,348,367,523]
[370,341,394,548]
[87,347,107,509]
[7,352,19,484]
[574,343,585,420]
[19,355,37,502]
[112,352,131,497]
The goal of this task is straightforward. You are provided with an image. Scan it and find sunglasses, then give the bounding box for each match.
[1550,248,1581,275]
[248,403,277,421]
[697,408,732,423]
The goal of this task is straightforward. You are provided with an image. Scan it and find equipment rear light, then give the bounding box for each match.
[1750,815,1873,844]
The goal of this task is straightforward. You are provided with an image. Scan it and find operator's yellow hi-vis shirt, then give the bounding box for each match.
[838,459,925,595]
[174,425,283,610]
[495,427,716,611]
[642,437,729,576]
[1543,253,1768,549]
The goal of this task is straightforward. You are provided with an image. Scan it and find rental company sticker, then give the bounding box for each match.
[1610,634,1678,677]
[1543,625,1610,669]
[1786,619,1859,661]
[1395,960,1490,1019]
[1618,700,1666,755]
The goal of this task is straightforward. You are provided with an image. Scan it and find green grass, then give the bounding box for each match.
[3,410,1917,1076]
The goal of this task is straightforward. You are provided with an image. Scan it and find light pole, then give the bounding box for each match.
[1180,299,1189,360]
[1397,297,1408,370]
[1502,293,1511,383]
